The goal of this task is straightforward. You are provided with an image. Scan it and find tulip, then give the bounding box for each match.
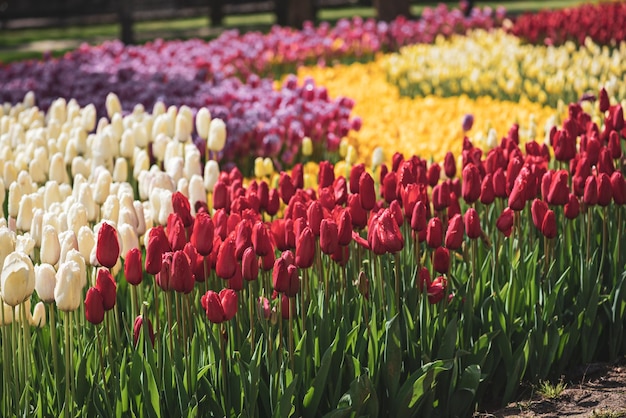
[242,247,259,281]
[35,263,57,303]
[445,214,464,250]
[462,163,481,204]
[145,226,170,275]
[95,267,117,311]
[133,315,155,347]
[347,194,368,229]
[54,259,83,311]
[257,297,271,320]
[564,194,580,219]
[531,199,549,231]
[318,161,335,189]
[337,210,353,246]
[599,87,610,112]
[496,207,514,237]
[213,181,229,211]
[376,209,404,253]
[207,118,227,152]
[296,227,315,269]
[583,176,598,206]
[201,289,238,324]
[493,168,507,198]
[320,219,338,255]
[40,225,61,266]
[167,213,187,252]
[479,173,495,205]
[291,164,304,190]
[427,276,447,304]
[124,248,143,286]
[235,220,253,260]
[1,251,36,306]
[216,236,237,280]
[411,200,427,232]
[279,173,296,205]
[433,247,450,274]
[508,172,528,211]
[547,170,569,206]
[610,172,626,205]
[84,287,105,325]
[204,160,220,192]
[266,189,280,216]
[333,177,348,206]
[172,191,193,228]
[596,173,613,207]
[464,208,482,239]
[444,151,456,178]
[541,210,557,239]
[96,222,120,269]
[382,172,398,203]
[426,217,443,248]
[170,250,194,294]
[252,222,273,257]
[30,301,46,327]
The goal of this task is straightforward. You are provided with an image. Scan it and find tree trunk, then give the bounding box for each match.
[276,0,316,28]
[373,0,410,22]
[117,0,134,45]
[209,0,224,27]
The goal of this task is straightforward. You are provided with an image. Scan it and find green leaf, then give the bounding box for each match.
[274,375,298,418]
[303,330,340,418]
[392,360,451,417]
[322,371,377,418]
[436,317,458,360]
[382,314,402,399]
[449,364,481,418]
[144,357,162,417]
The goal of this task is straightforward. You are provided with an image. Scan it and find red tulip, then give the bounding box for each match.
[553,129,576,162]
[291,163,304,190]
[266,189,280,216]
[251,222,272,257]
[583,176,598,206]
[167,213,187,252]
[427,276,447,304]
[296,227,315,269]
[444,151,456,178]
[213,181,229,211]
[216,236,237,279]
[432,183,449,211]
[492,168,507,198]
[96,222,120,269]
[347,194,368,229]
[541,210,557,239]
[445,214,464,250]
[184,243,206,283]
[95,267,116,311]
[462,163,481,204]
[228,265,244,291]
[564,193,580,219]
[235,219,253,259]
[133,315,155,347]
[447,192,461,219]
[547,170,569,206]
[260,250,275,271]
[418,266,430,292]
[597,173,613,206]
[171,191,193,228]
[349,163,365,194]
[285,265,300,297]
[333,177,348,206]
[272,256,289,293]
[496,207,514,237]
[279,172,296,205]
[85,287,105,325]
[258,181,269,211]
[508,172,528,211]
[124,248,143,286]
[410,200,427,232]
[307,201,324,237]
[608,130,622,159]
[337,210,353,246]
[599,87,610,112]
[213,209,228,240]
[427,163,441,187]
[464,208,481,239]
[318,187,336,210]
[318,160,335,189]
[156,252,173,291]
[610,172,626,205]
[242,247,259,281]
[433,247,450,274]
[611,104,624,131]
[280,293,296,319]
[320,219,338,255]
[426,217,443,248]
[171,250,194,294]
[382,172,398,203]
[376,209,404,254]
[479,173,495,205]
[402,183,429,220]
[531,199,549,231]
[359,172,376,211]
[331,244,350,266]
[191,211,214,256]
[201,289,238,324]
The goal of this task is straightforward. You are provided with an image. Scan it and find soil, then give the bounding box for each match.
[475,357,626,418]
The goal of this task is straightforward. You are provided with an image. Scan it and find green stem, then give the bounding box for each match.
[21,303,31,414]
[49,304,61,412]
[219,324,230,416]
[64,311,73,417]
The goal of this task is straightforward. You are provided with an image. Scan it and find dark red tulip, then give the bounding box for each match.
[464,208,481,239]
[296,227,315,268]
[213,209,228,240]
[553,129,576,162]
[320,219,338,255]
[307,201,324,237]
[291,163,304,190]
[201,291,225,323]
[462,163,481,204]
[279,172,296,205]
[608,131,622,159]
[156,252,173,291]
[337,210,353,246]
[95,267,116,311]
[216,236,237,279]
[541,210,557,239]
[184,243,206,283]
[85,287,105,325]
[398,160,417,187]
[96,222,120,269]
[213,181,229,211]
[531,199,549,231]
[318,160,335,189]
[433,247,450,274]
[377,209,404,254]
[359,172,376,211]
[493,168,507,198]
[583,176,598,206]
[266,189,280,216]
[426,217,443,248]
[145,226,170,275]
[285,265,300,297]
[280,293,296,319]
[508,172,528,211]
[610,172,626,205]
[347,194,368,229]
[172,191,193,228]
[411,200,427,232]
[402,183,429,220]
[418,266,430,292]
[333,177,347,206]
[547,170,569,206]
[444,151,456,178]
[432,183,449,211]
[190,211,214,256]
[258,181,270,211]
[251,222,272,257]
[611,105,624,131]
[260,250,275,271]
[445,214,464,250]
[170,250,194,294]
[167,213,187,252]
[427,163,441,187]
[235,220,253,260]
[496,207,514,237]
[133,315,155,347]
[318,187,336,210]
[124,248,143,286]
[349,163,365,194]
[564,193,580,219]
[480,173,495,205]
[599,87,610,113]
[427,276,447,304]
[382,172,398,203]
[597,173,613,206]
[447,192,461,219]
[228,265,244,291]
[241,247,259,282]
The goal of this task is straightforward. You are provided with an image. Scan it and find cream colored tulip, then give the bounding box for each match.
[106,93,122,119]
[16,194,34,231]
[40,225,61,265]
[30,301,46,327]
[76,225,95,263]
[58,230,78,265]
[195,107,211,140]
[35,263,57,303]
[54,258,82,311]
[101,194,120,225]
[207,118,226,152]
[204,160,220,192]
[188,174,206,213]
[1,251,35,306]
[118,223,139,256]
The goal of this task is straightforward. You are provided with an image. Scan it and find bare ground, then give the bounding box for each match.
[475,357,626,418]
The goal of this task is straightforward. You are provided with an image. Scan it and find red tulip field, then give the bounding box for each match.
[0,2,626,417]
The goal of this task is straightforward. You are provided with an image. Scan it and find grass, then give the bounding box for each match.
[536,379,568,400]
[0,0,589,63]
[590,411,626,418]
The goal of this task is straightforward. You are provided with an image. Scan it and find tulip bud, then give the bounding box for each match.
[145,226,170,275]
[371,147,384,169]
[30,301,46,327]
[531,199,549,231]
[359,172,376,211]
[318,161,335,189]
[541,210,557,239]
[54,259,82,311]
[95,268,116,311]
[252,222,272,257]
[301,137,313,157]
[40,225,61,266]
[583,176,598,206]
[133,315,155,347]
[320,219,338,255]
[207,118,227,152]
[170,250,194,294]
[196,108,211,140]
[84,287,105,325]
[216,236,237,279]
[242,247,259,281]
[433,247,450,274]
[337,210,352,246]
[35,263,56,303]
[16,194,34,232]
[124,247,143,286]
[597,173,613,207]
[0,251,35,306]
[296,227,315,269]
[105,93,122,119]
[279,173,296,205]
[426,217,443,248]
[96,222,120,269]
[464,208,481,239]
[479,173,495,205]
[496,207,514,237]
[427,276,447,304]
[444,214,464,250]
[462,163,481,204]
[599,87,610,113]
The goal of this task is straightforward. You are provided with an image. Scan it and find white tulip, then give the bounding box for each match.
[93,169,112,205]
[76,226,95,263]
[40,225,61,265]
[113,158,128,183]
[0,251,35,306]
[58,230,78,265]
[16,194,34,231]
[101,195,120,224]
[105,93,122,119]
[184,145,202,178]
[118,223,139,256]
[3,161,18,193]
[207,118,226,152]
[67,203,88,236]
[152,101,166,117]
[158,189,173,226]
[23,91,35,108]
[80,103,96,132]
[204,160,219,192]
[174,113,191,143]
[133,201,147,237]
[371,147,384,170]
[35,263,57,303]
[188,174,206,213]
[78,183,98,222]
[30,301,46,327]
[195,108,211,140]
[49,152,68,184]
[54,258,82,311]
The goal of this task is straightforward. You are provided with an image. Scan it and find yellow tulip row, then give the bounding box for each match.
[381,30,626,108]
[297,57,560,168]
